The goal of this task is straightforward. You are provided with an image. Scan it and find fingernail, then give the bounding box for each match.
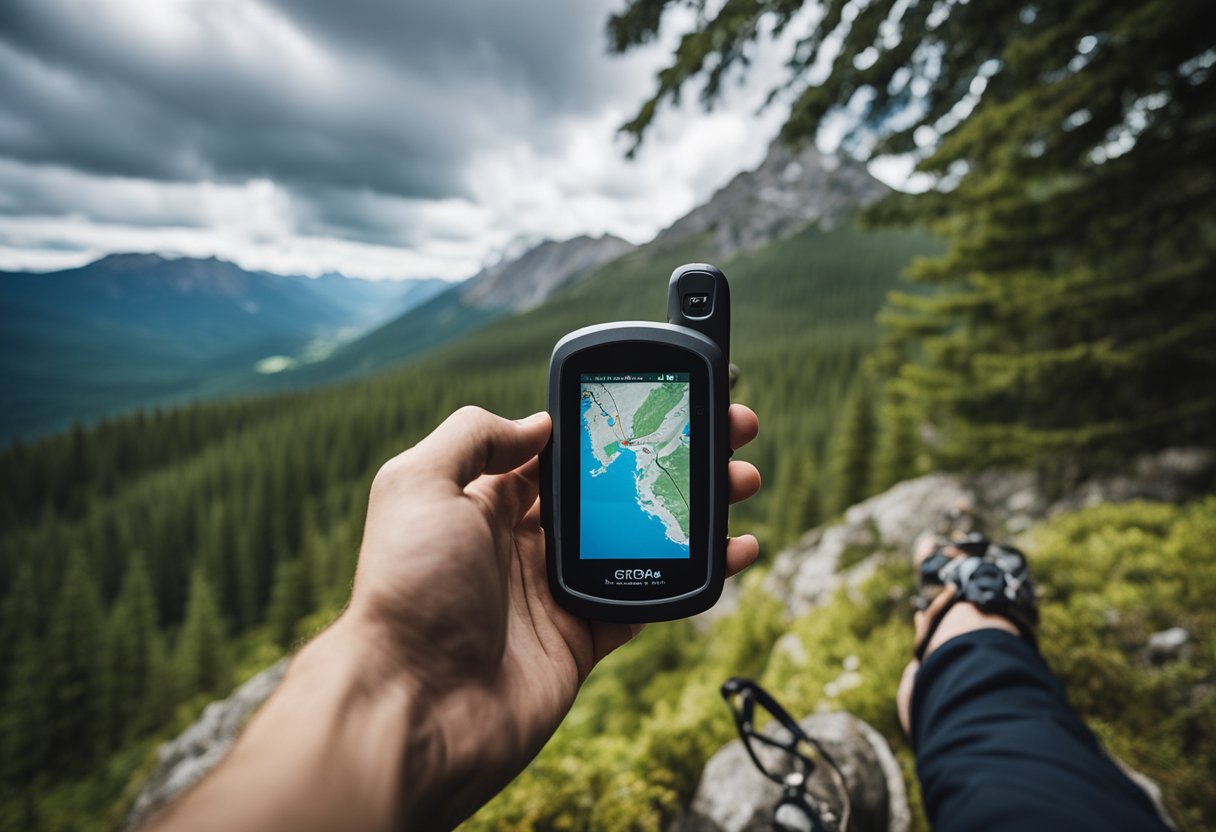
[518,411,548,425]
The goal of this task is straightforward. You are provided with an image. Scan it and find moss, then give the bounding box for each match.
[836,541,873,573]
[466,498,1215,831]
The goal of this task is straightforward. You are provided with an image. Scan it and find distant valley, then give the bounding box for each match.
[1,138,915,445]
[0,255,444,442]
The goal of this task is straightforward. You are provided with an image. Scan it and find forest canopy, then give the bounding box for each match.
[611,0,1216,472]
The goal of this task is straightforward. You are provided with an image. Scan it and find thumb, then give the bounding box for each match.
[409,406,551,488]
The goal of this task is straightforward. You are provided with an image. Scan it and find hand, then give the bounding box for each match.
[348,404,762,828]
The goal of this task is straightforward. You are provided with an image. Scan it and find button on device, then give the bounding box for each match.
[683,293,711,317]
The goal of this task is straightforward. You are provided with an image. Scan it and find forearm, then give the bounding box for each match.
[147,615,437,831]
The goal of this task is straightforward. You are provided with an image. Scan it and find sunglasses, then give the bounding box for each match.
[720,677,852,832]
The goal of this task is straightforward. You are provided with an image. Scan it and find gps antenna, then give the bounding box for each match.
[667,263,730,361]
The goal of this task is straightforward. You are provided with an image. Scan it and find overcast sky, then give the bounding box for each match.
[0,0,901,281]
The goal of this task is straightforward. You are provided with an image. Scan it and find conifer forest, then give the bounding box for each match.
[2,0,1214,828]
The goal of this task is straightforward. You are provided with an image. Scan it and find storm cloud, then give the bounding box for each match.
[0,0,805,278]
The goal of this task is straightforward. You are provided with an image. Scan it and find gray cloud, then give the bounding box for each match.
[0,0,632,205]
[0,0,803,280]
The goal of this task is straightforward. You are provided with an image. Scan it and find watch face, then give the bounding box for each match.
[556,341,712,602]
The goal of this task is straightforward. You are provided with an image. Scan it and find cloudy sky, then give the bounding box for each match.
[0,0,891,281]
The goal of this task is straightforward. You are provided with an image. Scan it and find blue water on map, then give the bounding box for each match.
[579,395,688,559]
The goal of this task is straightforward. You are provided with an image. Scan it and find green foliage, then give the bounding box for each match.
[0,221,930,826]
[174,568,230,698]
[826,378,877,516]
[612,0,1216,471]
[45,553,111,777]
[267,559,310,649]
[107,555,170,744]
[465,579,787,829]
[766,451,822,551]
[1028,499,1216,830]
[0,566,49,785]
[868,386,924,494]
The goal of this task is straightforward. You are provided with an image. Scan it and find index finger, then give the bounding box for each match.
[729,403,759,451]
[407,406,551,489]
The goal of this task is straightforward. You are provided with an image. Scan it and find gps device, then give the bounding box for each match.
[540,264,730,623]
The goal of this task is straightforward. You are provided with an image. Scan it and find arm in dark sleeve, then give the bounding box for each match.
[910,629,1169,832]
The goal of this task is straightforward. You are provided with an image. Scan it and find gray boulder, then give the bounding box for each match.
[673,712,909,832]
[125,659,289,829]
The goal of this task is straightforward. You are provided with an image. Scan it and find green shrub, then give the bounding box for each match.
[466,498,1215,831]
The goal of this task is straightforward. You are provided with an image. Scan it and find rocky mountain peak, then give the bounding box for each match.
[460,233,634,312]
[656,138,890,258]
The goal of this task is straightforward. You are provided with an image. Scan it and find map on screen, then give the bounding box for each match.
[579,373,691,559]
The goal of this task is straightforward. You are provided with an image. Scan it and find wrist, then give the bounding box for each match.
[324,609,510,831]
[301,612,443,829]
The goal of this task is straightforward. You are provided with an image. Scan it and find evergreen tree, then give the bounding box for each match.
[267,558,308,649]
[827,380,877,516]
[175,568,230,698]
[0,566,48,785]
[107,554,169,743]
[44,552,109,775]
[789,455,823,538]
[767,452,824,548]
[611,0,1216,471]
[869,388,922,494]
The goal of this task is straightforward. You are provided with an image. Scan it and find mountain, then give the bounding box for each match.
[0,254,445,442]
[461,234,634,312]
[289,233,634,383]
[656,139,889,258]
[295,139,887,384]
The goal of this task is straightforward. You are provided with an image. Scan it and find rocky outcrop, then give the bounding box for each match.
[656,139,889,259]
[709,448,1213,622]
[689,449,1207,829]
[461,233,634,312]
[125,659,289,830]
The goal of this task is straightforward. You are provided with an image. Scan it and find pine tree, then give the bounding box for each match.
[107,554,169,743]
[611,0,1216,471]
[267,558,308,649]
[0,566,49,784]
[870,387,922,494]
[827,381,876,516]
[175,567,230,698]
[789,455,823,538]
[45,552,109,775]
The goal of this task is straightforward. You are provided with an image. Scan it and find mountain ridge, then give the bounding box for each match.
[0,254,446,442]
[300,138,885,384]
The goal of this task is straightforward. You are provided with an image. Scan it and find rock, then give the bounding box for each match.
[125,659,289,830]
[461,234,634,312]
[773,632,809,668]
[747,450,1214,621]
[1146,627,1191,664]
[672,712,909,832]
[1047,448,1213,516]
[655,139,889,259]
[763,474,975,616]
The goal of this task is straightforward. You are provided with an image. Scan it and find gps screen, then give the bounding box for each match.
[578,373,691,559]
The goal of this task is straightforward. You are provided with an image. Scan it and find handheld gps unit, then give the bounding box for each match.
[540,264,731,623]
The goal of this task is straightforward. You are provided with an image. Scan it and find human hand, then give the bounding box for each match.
[346,404,761,829]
